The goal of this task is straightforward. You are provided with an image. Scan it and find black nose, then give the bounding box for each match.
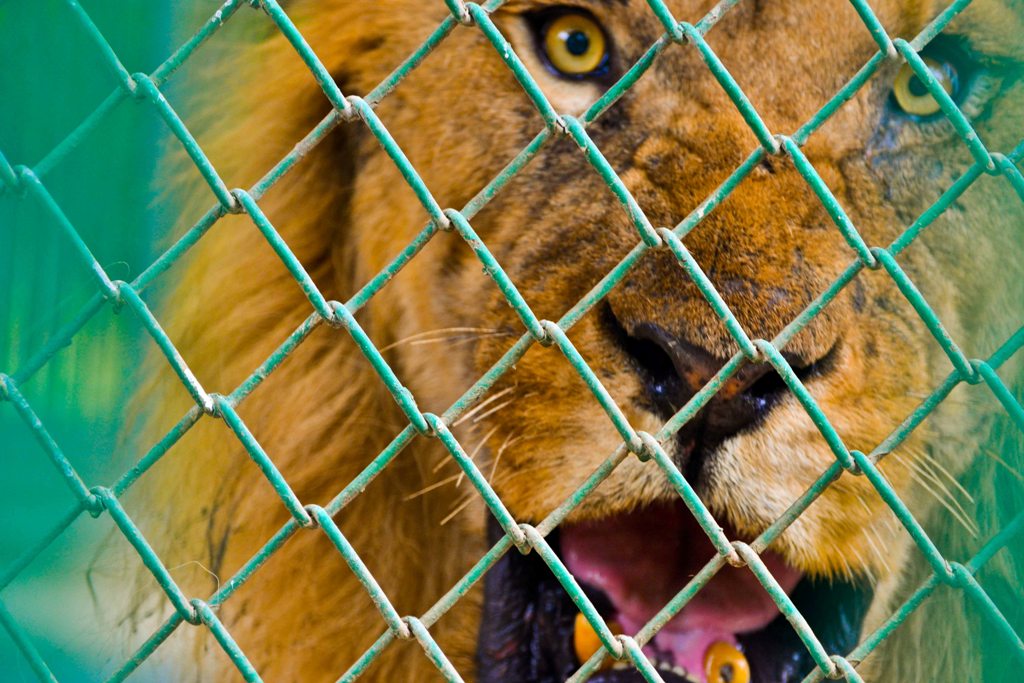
[609,315,835,473]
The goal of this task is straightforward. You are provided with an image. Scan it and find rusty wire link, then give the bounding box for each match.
[2,0,1024,681]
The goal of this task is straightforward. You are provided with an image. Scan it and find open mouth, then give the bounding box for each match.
[477,502,871,682]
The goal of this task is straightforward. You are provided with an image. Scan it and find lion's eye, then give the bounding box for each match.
[540,12,608,78]
[892,56,958,117]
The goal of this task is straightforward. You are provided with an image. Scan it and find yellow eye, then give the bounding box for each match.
[542,13,608,77]
[892,56,957,117]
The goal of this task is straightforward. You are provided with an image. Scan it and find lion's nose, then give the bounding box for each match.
[615,320,834,466]
[627,323,781,428]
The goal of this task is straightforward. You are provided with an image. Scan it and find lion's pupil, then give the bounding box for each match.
[565,30,590,56]
[908,75,930,97]
[720,663,735,682]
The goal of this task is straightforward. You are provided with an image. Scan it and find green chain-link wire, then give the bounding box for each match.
[2,0,1023,681]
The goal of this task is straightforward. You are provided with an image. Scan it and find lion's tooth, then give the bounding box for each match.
[572,613,622,670]
[572,612,603,665]
[704,641,751,683]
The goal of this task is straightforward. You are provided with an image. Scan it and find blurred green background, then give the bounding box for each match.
[1,2,178,679]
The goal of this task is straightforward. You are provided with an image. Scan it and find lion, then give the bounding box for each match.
[125,0,1024,681]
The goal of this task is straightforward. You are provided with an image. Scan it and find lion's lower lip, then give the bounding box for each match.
[476,504,872,682]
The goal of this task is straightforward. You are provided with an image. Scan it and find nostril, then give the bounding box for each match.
[616,327,685,412]
[603,308,719,418]
[743,344,839,405]
[603,309,685,416]
[744,368,788,405]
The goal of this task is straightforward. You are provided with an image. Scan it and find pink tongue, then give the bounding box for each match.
[561,503,801,681]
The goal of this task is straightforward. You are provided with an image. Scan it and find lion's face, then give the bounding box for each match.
[301,0,1022,680]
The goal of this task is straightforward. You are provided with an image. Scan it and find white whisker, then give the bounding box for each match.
[410,335,503,349]
[900,457,978,536]
[489,431,525,484]
[864,523,893,576]
[404,473,462,501]
[916,450,974,503]
[452,386,517,427]
[830,540,855,582]
[905,456,963,506]
[979,448,1024,483]
[471,398,517,424]
[440,494,476,526]
[457,425,500,487]
[377,327,508,352]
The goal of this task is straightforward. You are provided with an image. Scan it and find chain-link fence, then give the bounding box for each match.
[2,0,1023,681]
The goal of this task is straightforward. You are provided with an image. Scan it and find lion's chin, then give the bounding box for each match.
[477,501,872,683]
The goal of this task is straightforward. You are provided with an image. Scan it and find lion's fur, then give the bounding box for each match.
[129,1,1024,680]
